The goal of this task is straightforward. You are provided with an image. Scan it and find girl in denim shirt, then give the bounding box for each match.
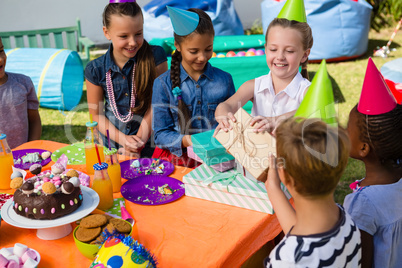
[152,7,235,167]
[85,0,168,157]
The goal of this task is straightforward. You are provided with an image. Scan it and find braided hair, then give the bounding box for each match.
[103,2,156,115]
[265,18,313,80]
[353,104,402,169]
[170,8,214,134]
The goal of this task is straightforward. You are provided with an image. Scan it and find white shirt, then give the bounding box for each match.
[251,71,310,117]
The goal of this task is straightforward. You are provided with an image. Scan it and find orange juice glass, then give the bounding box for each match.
[0,134,13,189]
[92,162,113,210]
[105,151,121,193]
[84,121,104,175]
[85,144,104,175]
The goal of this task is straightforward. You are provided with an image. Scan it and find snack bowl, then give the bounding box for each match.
[73,220,133,260]
[3,246,41,267]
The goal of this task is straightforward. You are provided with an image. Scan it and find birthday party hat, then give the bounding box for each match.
[167,6,200,36]
[294,59,337,125]
[277,0,307,23]
[358,58,397,115]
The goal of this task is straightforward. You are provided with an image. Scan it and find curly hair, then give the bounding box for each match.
[352,104,402,168]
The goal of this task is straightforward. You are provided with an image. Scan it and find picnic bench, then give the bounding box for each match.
[0,18,94,66]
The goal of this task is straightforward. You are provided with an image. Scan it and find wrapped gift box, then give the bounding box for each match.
[215,108,276,181]
[191,130,235,166]
[188,146,236,172]
[184,164,291,214]
[236,159,258,183]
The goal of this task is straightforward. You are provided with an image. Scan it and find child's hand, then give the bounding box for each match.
[250,116,275,133]
[214,112,236,136]
[265,153,281,191]
[124,135,145,153]
[118,147,140,159]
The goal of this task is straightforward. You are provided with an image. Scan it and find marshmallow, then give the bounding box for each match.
[21,250,37,263]
[22,258,38,268]
[68,177,80,187]
[6,255,19,265]
[6,260,18,268]
[0,254,9,267]
[12,243,27,258]
[0,248,12,258]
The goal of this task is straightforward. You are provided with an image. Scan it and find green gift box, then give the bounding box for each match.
[183,164,291,214]
[191,130,234,166]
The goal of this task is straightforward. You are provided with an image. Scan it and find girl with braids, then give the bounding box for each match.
[85,0,167,157]
[215,16,313,135]
[344,59,402,268]
[152,7,235,167]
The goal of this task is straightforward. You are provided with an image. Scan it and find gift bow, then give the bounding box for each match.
[200,171,242,192]
[227,121,257,157]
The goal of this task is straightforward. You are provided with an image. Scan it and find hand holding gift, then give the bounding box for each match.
[215,108,276,182]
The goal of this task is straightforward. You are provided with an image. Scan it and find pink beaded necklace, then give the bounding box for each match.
[106,64,136,123]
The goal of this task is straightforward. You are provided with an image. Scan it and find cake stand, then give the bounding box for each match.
[1,187,99,240]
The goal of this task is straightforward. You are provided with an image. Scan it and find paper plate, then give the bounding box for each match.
[51,143,107,165]
[13,149,52,170]
[121,175,185,205]
[120,158,174,180]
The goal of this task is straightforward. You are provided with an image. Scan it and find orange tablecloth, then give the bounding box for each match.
[0,140,282,267]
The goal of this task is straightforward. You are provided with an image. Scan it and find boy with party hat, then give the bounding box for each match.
[264,59,361,267]
[344,58,402,268]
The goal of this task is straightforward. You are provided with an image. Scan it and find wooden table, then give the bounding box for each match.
[0,140,282,267]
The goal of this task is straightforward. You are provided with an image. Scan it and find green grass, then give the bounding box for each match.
[39,26,402,204]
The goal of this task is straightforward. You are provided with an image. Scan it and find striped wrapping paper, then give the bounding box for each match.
[183,164,291,214]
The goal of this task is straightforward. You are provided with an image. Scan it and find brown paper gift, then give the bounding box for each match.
[215,108,276,181]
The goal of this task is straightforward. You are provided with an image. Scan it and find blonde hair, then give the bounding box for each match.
[276,117,350,197]
[266,18,313,80]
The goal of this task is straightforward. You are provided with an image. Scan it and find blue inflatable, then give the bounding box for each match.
[381,58,402,84]
[261,0,372,61]
[143,0,243,41]
[5,48,84,111]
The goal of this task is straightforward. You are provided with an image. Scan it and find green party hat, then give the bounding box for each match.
[277,0,307,23]
[294,59,337,125]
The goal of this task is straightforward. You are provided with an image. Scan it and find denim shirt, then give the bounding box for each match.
[84,44,167,151]
[152,62,235,157]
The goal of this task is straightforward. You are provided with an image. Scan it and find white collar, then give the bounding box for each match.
[257,71,305,99]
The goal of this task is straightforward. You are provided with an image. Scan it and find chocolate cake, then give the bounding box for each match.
[11,169,83,220]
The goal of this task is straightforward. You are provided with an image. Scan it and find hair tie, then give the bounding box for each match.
[109,0,135,3]
[172,86,182,99]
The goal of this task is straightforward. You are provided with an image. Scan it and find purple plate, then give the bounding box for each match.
[120,158,175,180]
[121,175,185,205]
[12,149,52,170]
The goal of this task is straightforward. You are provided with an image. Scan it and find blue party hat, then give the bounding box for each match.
[167,6,200,36]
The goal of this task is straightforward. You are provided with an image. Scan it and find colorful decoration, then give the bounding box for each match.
[358,58,397,115]
[277,0,307,23]
[294,59,337,125]
[90,233,156,268]
[167,6,200,36]
[172,86,182,99]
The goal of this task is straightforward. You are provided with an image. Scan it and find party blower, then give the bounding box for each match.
[120,200,135,226]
